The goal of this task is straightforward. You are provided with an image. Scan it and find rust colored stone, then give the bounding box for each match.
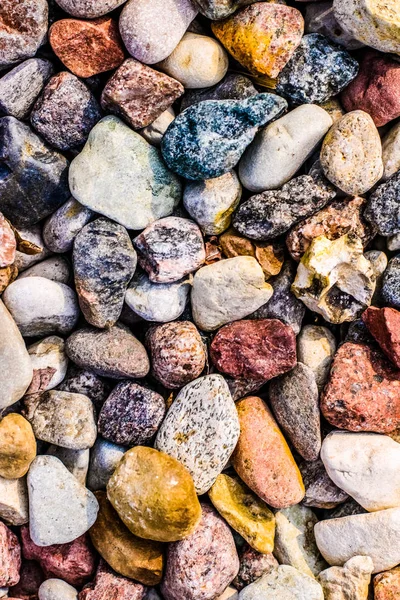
[49,17,125,79]
[79,560,146,600]
[321,342,400,433]
[220,229,283,278]
[362,307,400,369]
[374,567,400,600]
[0,521,21,587]
[0,213,16,267]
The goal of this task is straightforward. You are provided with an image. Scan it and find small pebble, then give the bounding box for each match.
[38,579,78,600]
[318,556,373,600]
[0,214,16,267]
[54,0,128,19]
[195,0,260,20]
[362,306,400,368]
[0,59,54,120]
[43,198,93,254]
[382,255,400,309]
[239,565,324,600]
[140,107,175,146]
[18,257,71,284]
[365,171,400,237]
[87,438,125,491]
[13,224,52,272]
[0,0,48,69]
[220,230,284,279]
[0,521,21,587]
[305,2,364,50]
[0,414,36,479]
[300,459,349,509]
[57,364,111,411]
[382,121,400,181]
[233,545,278,591]
[0,476,28,526]
[180,73,257,111]
[78,560,146,600]
[47,446,89,486]
[296,325,337,390]
[26,336,68,395]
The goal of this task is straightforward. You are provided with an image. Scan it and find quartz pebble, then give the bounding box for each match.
[0,59,54,120]
[0,414,36,479]
[38,579,78,600]
[296,325,337,389]
[43,199,93,255]
[0,477,29,526]
[318,556,373,600]
[125,272,191,322]
[26,336,68,396]
[239,565,324,600]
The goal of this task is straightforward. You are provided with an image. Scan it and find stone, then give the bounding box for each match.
[321,342,400,433]
[0,522,20,587]
[217,587,238,600]
[79,560,146,600]
[320,110,383,195]
[134,217,205,283]
[0,214,15,267]
[0,117,70,228]
[21,528,95,587]
[161,94,287,180]
[0,0,48,70]
[90,491,163,585]
[155,374,239,494]
[300,459,349,509]
[43,198,94,254]
[184,171,241,235]
[274,505,327,577]
[158,33,228,89]
[13,224,52,272]
[209,474,275,554]
[382,255,400,310]
[3,277,79,336]
[8,559,44,600]
[0,414,36,479]
[107,446,201,542]
[125,272,191,322]
[362,306,400,368]
[365,171,400,237]
[297,325,337,390]
[49,17,124,79]
[233,545,278,591]
[305,2,364,50]
[26,336,68,395]
[0,476,29,525]
[212,4,304,79]
[0,265,16,294]
[69,116,181,230]
[161,504,239,600]
[18,257,71,285]
[180,73,258,111]
[232,396,305,509]
[58,365,110,413]
[220,230,284,279]
[276,34,359,105]
[318,556,373,600]
[101,59,183,129]
[210,319,296,381]
[140,107,175,146]
[382,122,400,181]
[38,579,78,600]
[269,363,321,461]
[233,173,336,241]
[98,381,165,446]
[0,58,53,120]
[374,567,400,600]
[292,234,376,324]
[119,0,198,65]
[87,438,125,491]
[287,196,375,262]
[314,508,400,573]
[239,565,324,600]
[240,105,332,193]
[191,256,273,331]
[46,446,89,485]
[55,0,127,17]
[66,326,150,379]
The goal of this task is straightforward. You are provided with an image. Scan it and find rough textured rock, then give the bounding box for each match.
[382,122,400,181]
[180,73,258,111]
[0,214,16,267]
[194,0,261,20]
[362,306,400,368]
[38,579,78,600]
[58,364,111,413]
[87,438,125,492]
[300,459,349,509]
[365,171,400,237]
[43,198,93,255]
[8,558,44,600]
[125,272,191,322]
[233,545,278,591]
[13,223,52,272]
[318,556,373,600]
[220,230,284,279]
[239,565,324,600]
[0,476,29,526]
[0,414,36,479]
[382,255,400,310]
[26,336,68,396]
[304,2,364,50]
[296,325,337,390]
[374,567,400,600]
[79,560,146,600]
[46,446,89,485]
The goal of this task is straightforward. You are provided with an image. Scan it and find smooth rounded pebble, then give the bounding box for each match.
[140,107,175,146]
[297,325,337,390]
[125,272,191,322]
[18,257,71,285]
[54,0,128,18]
[43,198,93,254]
[38,579,78,600]
[0,414,36,479]
[47,446,89,486]
[87,438,126,491]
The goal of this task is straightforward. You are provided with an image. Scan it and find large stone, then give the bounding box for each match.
[296,325,337,390]
[362,306,400,368]
[238,565,324,600]
[26,336,68,396]
[0,58,53,120]
[0,414,36,479]
[318,556,373,600]
[0,476,28,525]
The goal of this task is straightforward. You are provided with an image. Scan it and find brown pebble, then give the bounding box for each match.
[220,229,284,279]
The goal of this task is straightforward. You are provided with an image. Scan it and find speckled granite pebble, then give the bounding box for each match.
[382,255,400,310]
[195,0,260,20]
[0,59,54,120]
[125,272,191,322]
[58,364,111,413]
[365,171,400,237]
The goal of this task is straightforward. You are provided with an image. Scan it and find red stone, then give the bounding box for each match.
[362,307,400,369]
[79,560,146,600]
[0,213,16,267]
[341,50,400,127]
[21,527,96,587]
[321,342,400,433]
[0,521,21,587]
[49,17,125,79]
[9,559,44,600]
[210,319,296,381]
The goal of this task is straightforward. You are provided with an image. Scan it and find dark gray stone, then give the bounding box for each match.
[57,364,111,414]
[365,171,400,236]
[381,255,400,309]
[180,73,258,112]
[299,459,349,509]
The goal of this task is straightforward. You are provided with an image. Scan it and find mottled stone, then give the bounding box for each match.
[49,17,124,79]
[0,59,53,120]
[297,325,336,390]
[0,117,69,228]
[0,264,16,293]
[239,565,324,600]
[147,322,206,388]
[209,474,275,554]
[161,94,287,180]
[140,107,175,146]
[232,396,305,509]
[90,492,163,585]
[365,171,400,237]
[374,567,400,600]
[318,556,373,600]
[69,116,181,230]
[305,2,364,50]
[58,365,110,412]
[300,459,349,509]
[18,257,70,285]
[233,545,278,591]
[382,255,400,310]
[26,336,68,396]
[55,0,128,19]
[87,438,125,491]
[161,504,239,600]
[181,74,257,113]
[195,0,265,20]
[79,560,146,600]
[219,230,284,279]
[43,199,93,254]
[38,579,78,600]
[155,374,239,494]
[0,414,36,479]
[382,122,400,182]
[101,59,183,129]
[0,476,28,525]
[107,446,201,542]
[66,326,150,379]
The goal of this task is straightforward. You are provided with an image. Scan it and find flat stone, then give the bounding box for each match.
[374,567,400,600]
[78,560,146,600]
[239,565,324,600]
[57,364,111,412]
[299,459,349,509]
[26,336,68,395]
[43,198,94,254]
[140,107,175,146]
[365,171,400,237]
[219,229,284,279]
[382,122,400,181]
[46,446,89,486]
[180,73,258,111]
[39,579,78,600]
[55,0,128,18]
[0,522,21,587]
[155,374,239,494]
[318,556,373,600]
[0,117,70,228]
[0,476,28,526]
[296,325,337,390]
[0,414,36,479]
[18,257,71,285]
[233,545,278,591]
[0,0,48,69]
[69,116,182,230]
[362,306,400,368]
[0,59,53,121]
[107,446,201,542]
[87,439,125,492]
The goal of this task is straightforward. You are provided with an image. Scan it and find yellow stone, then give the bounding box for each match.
[107,446,202,542]
[90,491,164,585]
[209,473,275,554]
[0,413,36,479]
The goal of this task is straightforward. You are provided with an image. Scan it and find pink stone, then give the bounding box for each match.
[0,521,21,587]
[0,213,16,267]
[362,307,400,369]
[79,560,146,600]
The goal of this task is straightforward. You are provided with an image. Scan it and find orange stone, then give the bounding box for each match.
[374,567,400,600]
[232,396,305,508]
[49,17,124,78]
[219,229,283,279]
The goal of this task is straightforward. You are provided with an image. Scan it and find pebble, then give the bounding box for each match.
[212,4,304,78]
[161,94,287,180]
[125,272,191,322]
[147,322,206,388]
[365,171,400,237]
[57,364,111,412]
[87,438,125,491]
[0,214,15,267]
[3,277,79,337]
[66,326,149,379]
[107,446,201,542]
[318,556,373,600]
[0,0,48,69]
[382,122,400,181]
[54,0,128,18]
[210,319,297,381]
[101,59,183,129]
[180,73,258,111]
[155,374,239,494]
[0,477,28,526]
[28,455,99,546]
[140,107,175,146]
[209,474,275,554]
[0,414,36,479]
[0,117,70,228]
[300,459,349,509]
[13,223,52,272]
[374,567,400,600]
[8,559,44,600]
[320,110,383,195]
[191,256,273,331]
[89,491,163,585]
[26,336,68,395]
[269,363,321,461]
[315,508,400,573]
[134,217,205,283]
[233,545,278,591]
[296,325,337,389]
[18,257,71,285]
[43,199,93,255]
[220,230,284,279]
[119,0,198,65]
[161,504,239,600]
[69,116,182,230]
[195,0,260,20]
[49,17,124,79]
[362,306,400,368]
[382,255,400,309]
[217,587,238,600]
[0,300,32,409]
[158,32,228,89]
[98,381,165,446]
[183,171,241,235]
[321,342,400,433]
[0,265,17,294]
[239,105,333,193]
[239,565,324,600]
[0,521,21,587]
[232,396,305,509]
[46,446,89,485]
[276,33,359,104]
[305,2,364,50]
[0,59,54,120]
[79,560,146,600]
[38,579,78,600]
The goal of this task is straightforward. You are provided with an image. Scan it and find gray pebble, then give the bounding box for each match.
[299,459,349,509]
[87,438,126,491]
[43,198,93,254]
[38,579,78,600]
[381,255,400,309]
[47,446,90,485]
[365,170,400,236]
[14,223,52,272]
[18,256,71,284]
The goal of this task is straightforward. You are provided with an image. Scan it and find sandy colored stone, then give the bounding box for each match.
[374,567,400,600]
[382,121,400,181]
[0,213,16,267]
[26,336,68,396]
[297,325,337,390]
[0,476,28,525]
[318,555,373,600]
[0,414,36,480]
[0,264,17,294]
[239,565,324,600]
